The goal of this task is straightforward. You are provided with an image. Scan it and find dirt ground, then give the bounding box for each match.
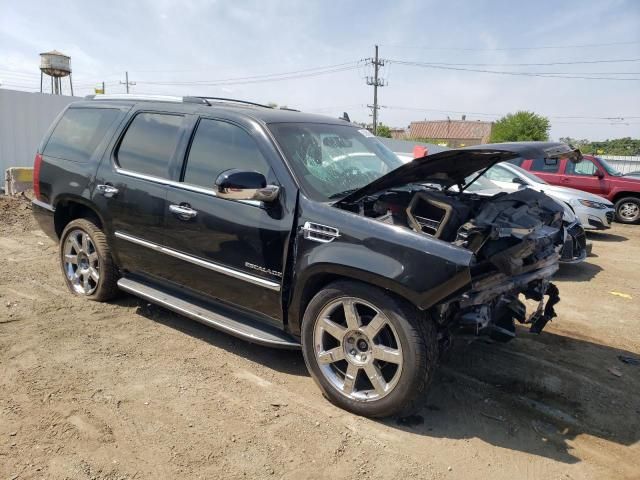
[1,193,639,480]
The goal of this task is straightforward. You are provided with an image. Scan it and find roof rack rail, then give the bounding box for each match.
[85,94,280,110]
[87,93,184,103]
[182,96,210,105]
[193,97,274,109]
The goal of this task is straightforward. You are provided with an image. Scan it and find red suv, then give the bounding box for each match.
[517,152,640,224]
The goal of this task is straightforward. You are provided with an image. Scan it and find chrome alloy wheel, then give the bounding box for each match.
[63,229,100,295]
[618,201,640,222]
[313,297,403,402]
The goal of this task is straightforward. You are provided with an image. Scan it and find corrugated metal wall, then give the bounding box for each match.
[0,89,79,174]
[599,155,640,175]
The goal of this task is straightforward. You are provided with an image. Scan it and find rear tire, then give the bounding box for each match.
[615,197,640,224]
[301,280,438,418]
[59,218,119,301]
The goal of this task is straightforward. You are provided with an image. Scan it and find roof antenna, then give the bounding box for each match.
[339,112,351,122]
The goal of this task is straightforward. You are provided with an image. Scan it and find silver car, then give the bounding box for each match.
[464,175,589,264]
[482,162,616,230]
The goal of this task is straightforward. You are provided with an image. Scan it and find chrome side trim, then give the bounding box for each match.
[302,221,340,243]
[117,279,299,348]
[113,167,262,207]
[32,199,55,212]
[114,231,281,291]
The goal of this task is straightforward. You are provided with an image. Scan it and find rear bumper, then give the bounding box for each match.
[32,199,57,241]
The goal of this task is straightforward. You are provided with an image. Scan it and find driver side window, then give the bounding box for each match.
[565,159,597,176]
[182,118,271,189]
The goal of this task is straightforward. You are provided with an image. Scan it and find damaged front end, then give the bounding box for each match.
[335,147,570,345]
[444,187,564,342]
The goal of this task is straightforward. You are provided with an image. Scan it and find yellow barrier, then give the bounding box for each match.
[4,167,34,195]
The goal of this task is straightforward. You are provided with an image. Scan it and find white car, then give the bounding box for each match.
[482,162,616,231]
[456,174,590,264]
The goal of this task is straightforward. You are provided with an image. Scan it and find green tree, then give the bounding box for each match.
[490,111,550,143]
[376,124,392,138]
[559,137,590,148]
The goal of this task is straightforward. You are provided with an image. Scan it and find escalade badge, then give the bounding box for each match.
[245,262,282,277]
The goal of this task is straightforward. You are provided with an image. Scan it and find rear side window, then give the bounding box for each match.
[566,159,597,176]
[117,113,184,178]
[44,107,119,162]
[530,157,560,173]
[506,157,524,167]
[182,118,270,189]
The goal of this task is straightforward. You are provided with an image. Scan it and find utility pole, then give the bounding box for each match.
[120,71,136,93]
[366,45,385,135]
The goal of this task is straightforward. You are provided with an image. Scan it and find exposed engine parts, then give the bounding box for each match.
[339,185,566,342]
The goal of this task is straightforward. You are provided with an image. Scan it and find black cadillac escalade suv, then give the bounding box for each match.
[32,95,572,417]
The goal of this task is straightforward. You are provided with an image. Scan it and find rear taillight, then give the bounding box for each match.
[33,153,43,200]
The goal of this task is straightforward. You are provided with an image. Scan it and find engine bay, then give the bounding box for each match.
[339,185,564,270]
[337,185,566,343]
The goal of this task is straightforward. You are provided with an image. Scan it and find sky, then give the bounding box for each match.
[1,0,639,140]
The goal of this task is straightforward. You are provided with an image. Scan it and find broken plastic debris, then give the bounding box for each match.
[618,355,640,366]
[609,291,632,299]
[480,412,505,422]
[607,367,623,377]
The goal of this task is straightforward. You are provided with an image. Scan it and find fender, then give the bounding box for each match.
[610,188,640,203]
[285,195,474,335]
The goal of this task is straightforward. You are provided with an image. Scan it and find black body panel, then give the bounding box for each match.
[31,199,57,240]
[286,194,474,335]
[32,97,565,346]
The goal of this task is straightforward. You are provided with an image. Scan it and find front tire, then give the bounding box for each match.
[615,197,640,224]
[301,280,437,418]
[59,218,119,301]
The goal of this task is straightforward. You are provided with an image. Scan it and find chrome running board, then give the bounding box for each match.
[117,277,300,349]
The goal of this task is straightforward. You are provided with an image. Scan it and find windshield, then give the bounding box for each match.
[269,123,403,201]
[597,157,623,176]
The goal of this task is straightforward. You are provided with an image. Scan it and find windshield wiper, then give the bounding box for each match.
[328,188,361,200]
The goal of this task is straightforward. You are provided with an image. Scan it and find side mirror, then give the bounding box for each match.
[593,170,604,179]
[214,169,280,202]
[512,177,526,185]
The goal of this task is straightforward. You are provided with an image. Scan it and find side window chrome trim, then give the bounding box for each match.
[114,231,280,291]
[113,167,263,207]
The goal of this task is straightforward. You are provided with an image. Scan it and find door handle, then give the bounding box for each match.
[96,184,119,198]
[169,204,198,219]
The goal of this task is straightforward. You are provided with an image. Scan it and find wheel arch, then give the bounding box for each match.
[612,191,640,203]
[287,265,424,337]
[53,195,105,239]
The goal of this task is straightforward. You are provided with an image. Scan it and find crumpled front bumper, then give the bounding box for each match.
[560,221,588,264]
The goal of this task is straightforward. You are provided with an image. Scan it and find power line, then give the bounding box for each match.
[380,105,640,121]
[130,60,363,76]
[134,61,365,86]
[390,57,640,67]
[380,40,640,51]
[388,61,640,80]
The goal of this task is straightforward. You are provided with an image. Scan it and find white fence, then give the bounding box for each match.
[599,155,640,174]
[0,89,79,181]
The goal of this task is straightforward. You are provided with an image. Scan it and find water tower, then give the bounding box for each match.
[39,50,73,95]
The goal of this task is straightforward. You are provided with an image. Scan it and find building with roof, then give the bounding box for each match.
[407,118,494,148]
